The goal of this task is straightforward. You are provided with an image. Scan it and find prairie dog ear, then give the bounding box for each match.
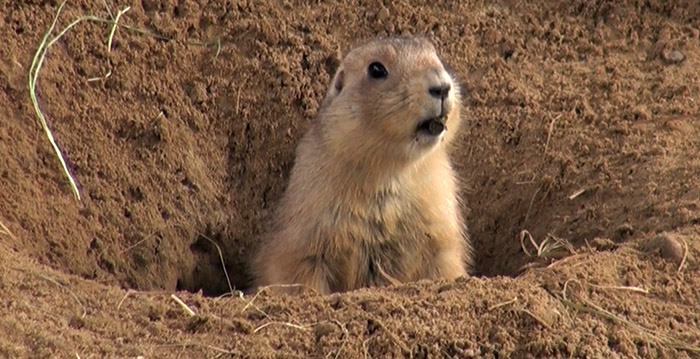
[320,68,344,108]
[333,68,345,93]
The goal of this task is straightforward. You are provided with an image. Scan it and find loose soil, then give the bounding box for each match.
[1,0,699,358]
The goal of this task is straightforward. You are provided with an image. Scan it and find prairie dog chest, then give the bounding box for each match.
[325,184,425,246]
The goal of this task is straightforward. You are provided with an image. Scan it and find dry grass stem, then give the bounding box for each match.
[236,79,247,115]
[119,233,156,254]
[107,6,130,52]
[522,188,540,226]
[253,321,308,333]
[488,297,518,311]
[101,0,114,19]
[543,114,562,155]
[520,230,536,257]
[161,342,304,359]
[29,2,130,201]
[365,315,411,355]
[561,279,577,300]
[37,273,87,318]
[116,289,134,310]
[0,217,17,241]
[170,294,196,316]
[520,231,575,260]
[559,280,699,354]
[87,70,112,82]
[519,309,553,330]
[29,1,220,201]
[560,297,700,354]
[545,253,589,269]
[376,261,402,286]
[205,344,235,355]
[197,233,234,294]
[29,0,81,201]
[677,237,688,274]
[362,338,371,359]
[589,284,649,294]
[241,284,314,314]
[568,188,586,200]
[113,289,171,310]
[331,319,351,359]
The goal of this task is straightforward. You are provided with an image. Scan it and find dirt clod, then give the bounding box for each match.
[644,234,685,264]
[590,237,618,251]
[313,321,337,341]
[663,50,686,63]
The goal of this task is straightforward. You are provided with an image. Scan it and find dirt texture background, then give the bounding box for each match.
[1,0,699,358]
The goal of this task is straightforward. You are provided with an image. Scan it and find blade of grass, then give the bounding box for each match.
[28,0,82,201]
[28,2,221,202]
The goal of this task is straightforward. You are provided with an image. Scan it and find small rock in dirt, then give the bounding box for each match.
[614,223,634,241]
[590,237,617,251]
[413,345,428,359]
[141,0,160,11]
[328,294,346,310]
[663,50,685,64]
[645,234,684,264]
[185,315,210,333]
[68,315,85,329]
[313,321,337,341]
[376,7,390,22]
[437,283,456,293]
[366,319,380,335]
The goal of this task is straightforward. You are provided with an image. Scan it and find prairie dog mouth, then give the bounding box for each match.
[416,116,446,136]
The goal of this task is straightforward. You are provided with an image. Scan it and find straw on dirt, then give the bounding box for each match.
[28,1,130,201]
[28,1,221,201]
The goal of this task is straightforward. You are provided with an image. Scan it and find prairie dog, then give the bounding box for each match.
[252,36,471,294]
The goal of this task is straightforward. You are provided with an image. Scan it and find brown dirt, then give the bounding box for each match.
[1,0,699,357]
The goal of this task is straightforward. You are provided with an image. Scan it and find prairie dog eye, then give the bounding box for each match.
[367,61,388,79]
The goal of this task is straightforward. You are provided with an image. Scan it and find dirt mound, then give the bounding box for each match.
[1,0,699,357]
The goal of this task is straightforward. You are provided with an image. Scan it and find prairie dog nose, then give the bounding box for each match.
[429,83,451,100]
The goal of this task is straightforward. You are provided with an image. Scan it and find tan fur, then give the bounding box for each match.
[251,36,472,295]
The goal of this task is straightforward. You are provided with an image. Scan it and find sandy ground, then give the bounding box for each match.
[1,0,699,358]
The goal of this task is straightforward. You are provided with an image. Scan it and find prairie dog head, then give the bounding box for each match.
[318,37,462,164]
